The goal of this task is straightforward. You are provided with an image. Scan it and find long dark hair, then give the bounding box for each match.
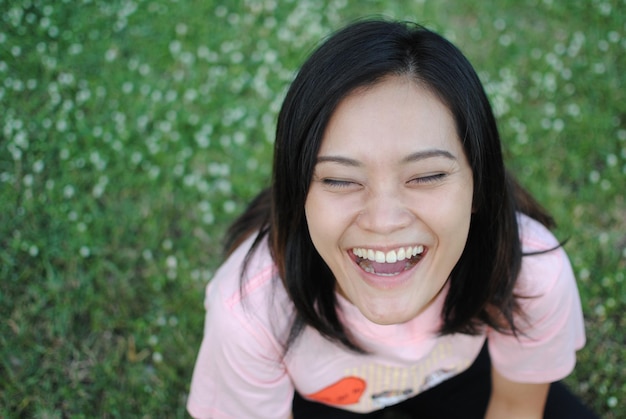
[224,20,555,352]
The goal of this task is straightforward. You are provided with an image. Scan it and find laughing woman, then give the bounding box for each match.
[187,20,596,419]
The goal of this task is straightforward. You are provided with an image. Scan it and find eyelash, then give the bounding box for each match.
[321,173,446,189]
[322,179,357,188]
[409,173,447,185]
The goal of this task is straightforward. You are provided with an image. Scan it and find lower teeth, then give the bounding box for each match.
[362,263,375,274]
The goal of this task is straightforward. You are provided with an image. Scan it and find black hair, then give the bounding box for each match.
[224,19,555,352]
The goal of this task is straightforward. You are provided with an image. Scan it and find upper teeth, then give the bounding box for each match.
[352,246,424,263]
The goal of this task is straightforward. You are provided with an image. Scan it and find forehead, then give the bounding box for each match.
[320,77,462,159]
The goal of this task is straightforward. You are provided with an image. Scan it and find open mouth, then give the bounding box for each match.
[351,246,425,276]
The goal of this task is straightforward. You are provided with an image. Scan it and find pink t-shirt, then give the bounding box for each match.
[187,214,585,418]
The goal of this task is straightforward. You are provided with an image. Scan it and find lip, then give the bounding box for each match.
[347,246,427,290]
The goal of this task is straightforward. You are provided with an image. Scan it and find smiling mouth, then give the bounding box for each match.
[351,246,425,276]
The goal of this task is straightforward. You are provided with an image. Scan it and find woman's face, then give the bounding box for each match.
[305,76,474,325]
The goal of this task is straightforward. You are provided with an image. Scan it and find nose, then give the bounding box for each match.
[356,187,413,234]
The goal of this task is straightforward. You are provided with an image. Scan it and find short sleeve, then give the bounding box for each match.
[186,256,294,418]
[488,218,586,383]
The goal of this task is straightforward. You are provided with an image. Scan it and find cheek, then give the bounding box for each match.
[444,198,473,251]
[305,191,358,255]
[306,189,357,226]
[304,193,334,251]
[422,187,473,243]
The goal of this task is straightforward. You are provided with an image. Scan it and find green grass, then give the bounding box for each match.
[1,0,624,417]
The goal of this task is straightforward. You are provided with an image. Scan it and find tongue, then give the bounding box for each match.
[359,259,407,275]
[374,261,407,275]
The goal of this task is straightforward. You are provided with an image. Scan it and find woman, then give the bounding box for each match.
[187,20,594,418]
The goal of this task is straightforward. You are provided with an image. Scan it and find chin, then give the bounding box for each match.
[368,315,409,326]
[359,302,422,325]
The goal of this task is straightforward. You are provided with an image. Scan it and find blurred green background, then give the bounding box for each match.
[1,0,624,417]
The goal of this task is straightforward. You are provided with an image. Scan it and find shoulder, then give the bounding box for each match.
[514,213,583,324]
[487,214,586,383]
[187,234,295,418]
[517,212,560,254]
[515,213,570,296]
[205,234,293,349]
[207,234,276,307]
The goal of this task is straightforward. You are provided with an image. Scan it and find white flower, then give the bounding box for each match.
[223,200,236,213]
[606,154,617,167]
[63,185,75,199]
[166,255,178,270]
[105,48,118,62]
[23,174,33,187]
[68,43,83,55]
[122,82,133,94]
[29,245,39,257]
[169,40,182,55]
[176,23,188,36]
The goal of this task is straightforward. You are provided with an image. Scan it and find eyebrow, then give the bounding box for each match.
[315,149,457,166]
[402,149,457,163]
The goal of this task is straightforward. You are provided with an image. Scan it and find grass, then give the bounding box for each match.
[1,0,624,417]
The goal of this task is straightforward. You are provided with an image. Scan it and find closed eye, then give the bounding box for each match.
[321,178,359,189]
[408,173,447,185]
